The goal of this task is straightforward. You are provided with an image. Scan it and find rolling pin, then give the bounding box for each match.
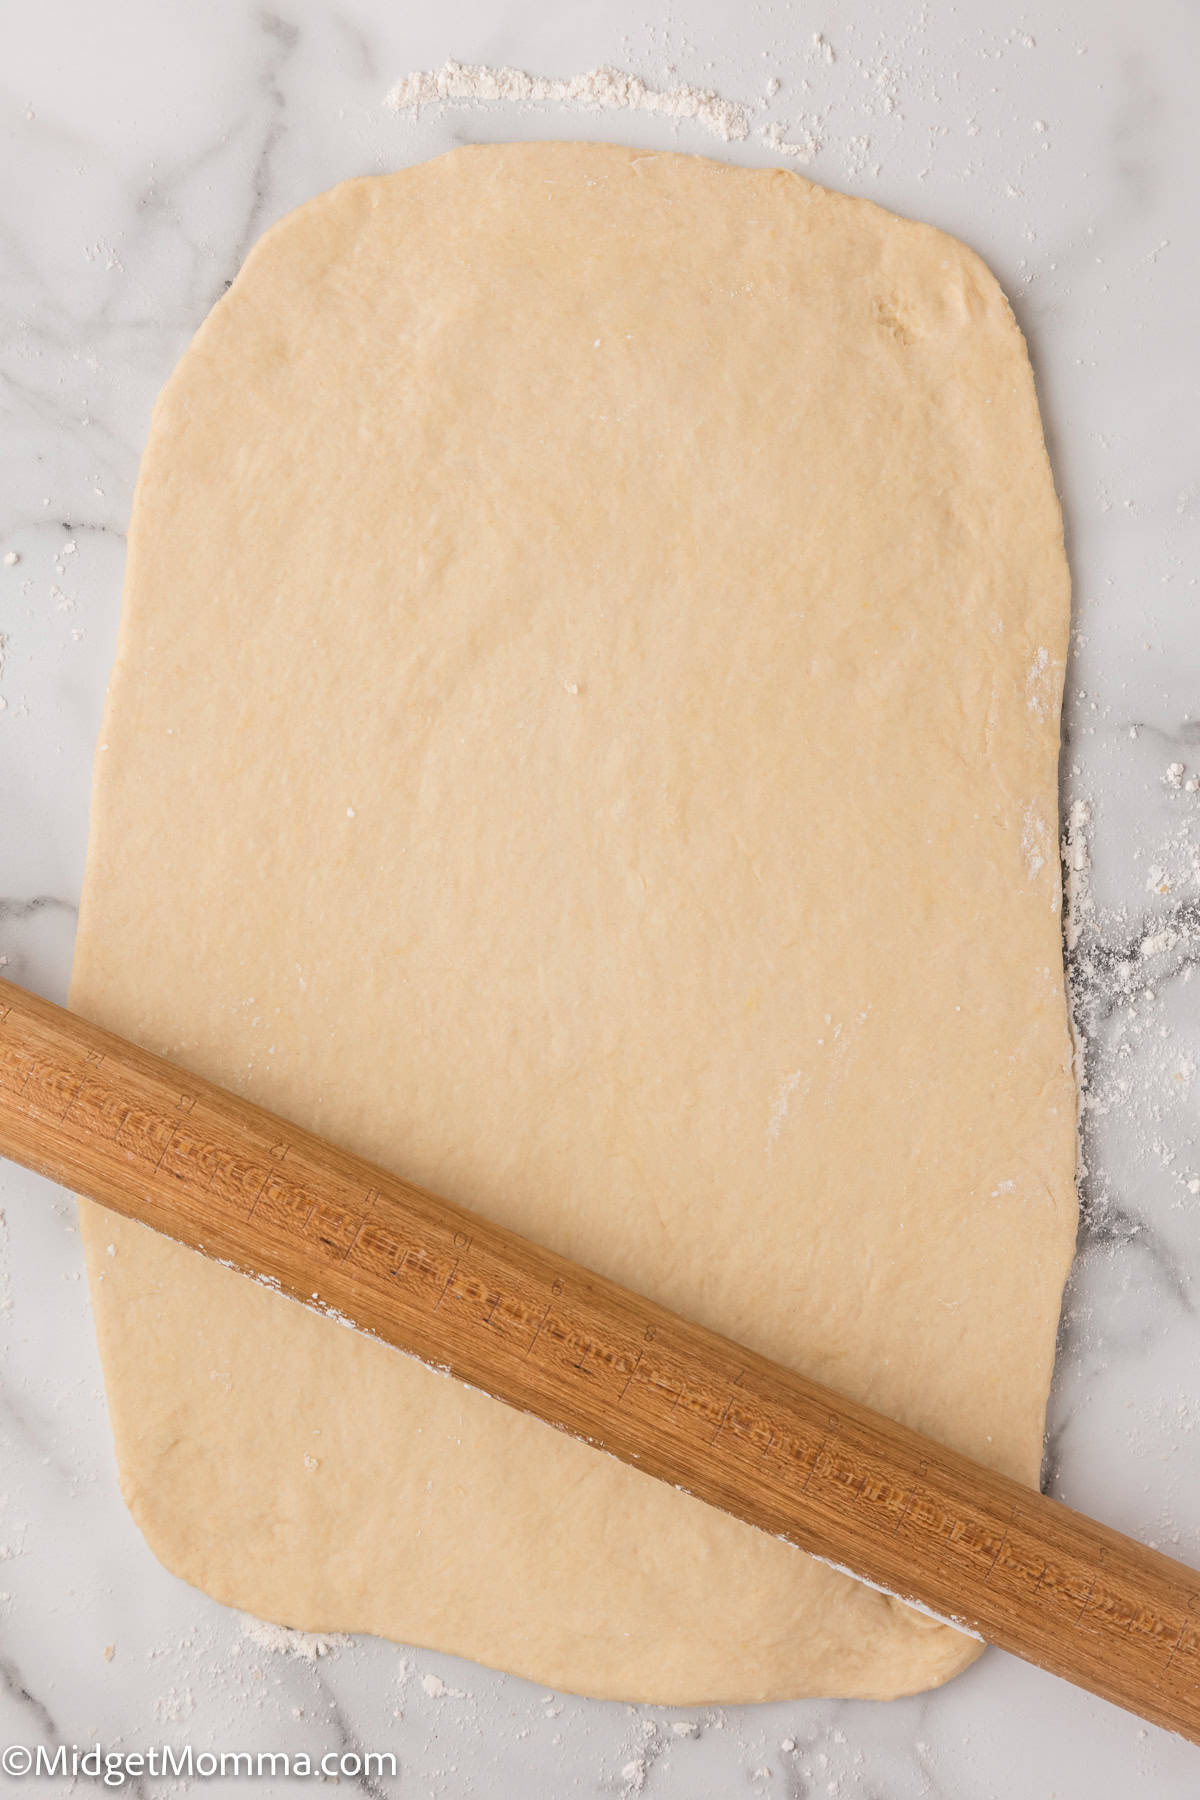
[1,975,1198,1742]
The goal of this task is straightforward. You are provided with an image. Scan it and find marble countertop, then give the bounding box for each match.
[3,0,1199,1793]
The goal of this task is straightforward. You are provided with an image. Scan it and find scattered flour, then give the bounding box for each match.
[766,1068,809,1157]
[1063,774,1200,1217]
[420,1670,467,1698]
[384,56,837,164]
[763,122,821,163]
[382,20,1063,189]
[386,60,750,144]
[153,1684,195,1724]
[1061,797,1093,954]
[238,1613,349,1661]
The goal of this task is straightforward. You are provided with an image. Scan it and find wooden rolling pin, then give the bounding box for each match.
[1,976,1198,1741]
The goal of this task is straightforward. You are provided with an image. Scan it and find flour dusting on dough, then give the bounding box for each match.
[1021,805,1050,881]
[766,1069,810,1158]
[1026,644,1057,715]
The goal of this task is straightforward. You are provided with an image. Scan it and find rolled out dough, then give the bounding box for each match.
[72,142,1076,1702]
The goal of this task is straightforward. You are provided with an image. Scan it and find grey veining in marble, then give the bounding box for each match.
[2,0,1200,1794]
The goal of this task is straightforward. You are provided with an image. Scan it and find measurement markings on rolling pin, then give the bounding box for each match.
[7,979,1200,1741]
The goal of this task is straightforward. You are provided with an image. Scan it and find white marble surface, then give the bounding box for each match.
[2,0,1199,1792]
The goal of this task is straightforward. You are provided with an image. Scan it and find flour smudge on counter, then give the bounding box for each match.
[386,60,751,144]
